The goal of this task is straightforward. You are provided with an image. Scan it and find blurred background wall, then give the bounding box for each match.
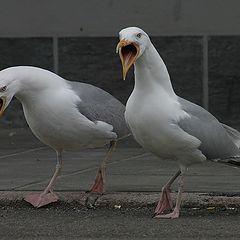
[0,0,240,129]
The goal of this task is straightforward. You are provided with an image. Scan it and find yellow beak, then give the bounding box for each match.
[116,39,140,80]
[0,97,6,117]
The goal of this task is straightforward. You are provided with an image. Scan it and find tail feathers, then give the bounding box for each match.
[212,156,240,168]
[95,120,117,139]
[222,123,240,148]
[95,120,114,132]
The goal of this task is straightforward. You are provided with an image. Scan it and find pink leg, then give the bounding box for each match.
[86,141,116,208]
[89,141,116,194]
[88,164,106,194]
[24,150,62,208]
[154,187,173,214]
[154,172,184,219]
[154,170,181,215]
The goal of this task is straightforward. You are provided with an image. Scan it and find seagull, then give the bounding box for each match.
[116,27,240,219]
[0,66,129,208]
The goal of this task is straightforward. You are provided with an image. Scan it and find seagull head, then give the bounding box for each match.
[0,69,19,116]
[116,27,150,80]
[0,66,66,117]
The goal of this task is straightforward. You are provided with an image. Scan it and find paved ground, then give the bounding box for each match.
[0,202,240,240]
[1,128,240,194]
[0,128,240,239]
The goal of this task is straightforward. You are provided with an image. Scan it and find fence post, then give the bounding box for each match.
[202,35,209,110]
[53,37,59,74]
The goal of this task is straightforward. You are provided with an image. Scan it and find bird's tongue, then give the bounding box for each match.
[124,51,135,69]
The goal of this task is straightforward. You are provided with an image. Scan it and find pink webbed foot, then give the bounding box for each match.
[153,170,183,219]
[24,191,59,208]
[154,209,180,219]
[85,168,105,208]
[154,188,173,216]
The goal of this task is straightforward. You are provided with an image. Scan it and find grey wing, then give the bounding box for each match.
[177,97,240,160]
[68,81,130,138]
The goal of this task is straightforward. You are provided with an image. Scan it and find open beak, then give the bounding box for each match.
[116,39,140,80]
[0,97,6,117]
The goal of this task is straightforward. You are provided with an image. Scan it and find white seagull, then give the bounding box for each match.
[0,66,129,208]
[116,27,240,219]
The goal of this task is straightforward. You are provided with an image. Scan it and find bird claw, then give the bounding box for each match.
[154,209,180,219]
[24,192,59,208]
[85,192,103,209]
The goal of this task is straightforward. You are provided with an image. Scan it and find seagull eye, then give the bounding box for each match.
[136,33,142,38]
[0,86,6,92]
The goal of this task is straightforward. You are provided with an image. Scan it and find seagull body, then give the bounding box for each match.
[0,66,129,207]
[116,27,240,218]
[20,77,118,151]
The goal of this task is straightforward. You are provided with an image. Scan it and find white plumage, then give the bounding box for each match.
[117,27,240,219]
[0,66,129,207]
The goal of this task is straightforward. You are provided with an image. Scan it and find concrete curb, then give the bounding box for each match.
[0,191,240,208]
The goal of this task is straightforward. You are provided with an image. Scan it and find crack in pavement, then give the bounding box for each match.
[0,147,47,159]
[13,152,150,190]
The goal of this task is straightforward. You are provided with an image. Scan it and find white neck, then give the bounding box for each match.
[134,42,176,98]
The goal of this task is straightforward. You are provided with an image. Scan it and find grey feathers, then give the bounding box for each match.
[68,81,130,139]
[177,97,240,161]
[222,123,240,148]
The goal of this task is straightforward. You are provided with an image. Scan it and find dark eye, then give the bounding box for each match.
[136,33,142,38]
[0,86,7,92]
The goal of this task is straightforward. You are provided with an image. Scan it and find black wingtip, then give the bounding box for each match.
[228,160,240,166]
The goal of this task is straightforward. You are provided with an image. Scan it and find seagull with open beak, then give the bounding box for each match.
[116,27,240,219]
[116,37,140,80]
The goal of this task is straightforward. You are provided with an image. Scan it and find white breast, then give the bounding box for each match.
[125,87,205,166]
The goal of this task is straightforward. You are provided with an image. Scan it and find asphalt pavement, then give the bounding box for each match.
[0,128,240,239]
[1,202,240,240]
[1,128,240,194]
